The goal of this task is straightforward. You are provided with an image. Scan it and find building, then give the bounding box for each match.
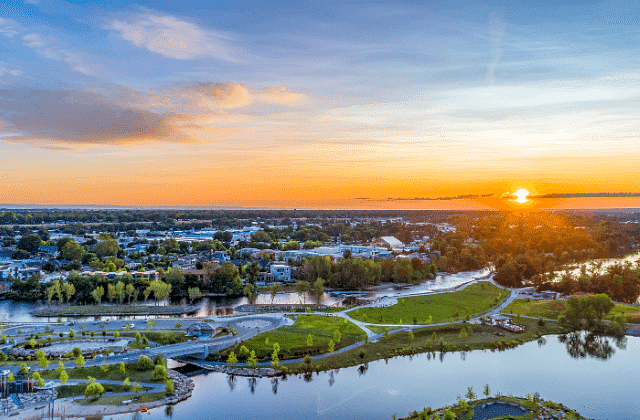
[372,236,404,251]
[270,263,291,282]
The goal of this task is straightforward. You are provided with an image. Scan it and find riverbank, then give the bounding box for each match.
[400,395,591,420]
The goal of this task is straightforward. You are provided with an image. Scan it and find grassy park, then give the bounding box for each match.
[284,317,567,373]
[219,314,366,360]
[504,299,640,322]
[32,304,197,317]
[40,362,161,383]
[347,282,505,325]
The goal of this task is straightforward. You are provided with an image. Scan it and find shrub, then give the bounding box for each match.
[137,355,153,371]
[152,364,168,381]
[165,379,175,394]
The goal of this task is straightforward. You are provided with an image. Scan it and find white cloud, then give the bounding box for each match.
[107,12,238,61]
[0,17,20,38]
[20,33,96,75]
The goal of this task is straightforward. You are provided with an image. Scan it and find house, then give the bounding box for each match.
[371,236,404,250]
[187,322,217,337]
[38,245,59,256]
[270,263,291,282]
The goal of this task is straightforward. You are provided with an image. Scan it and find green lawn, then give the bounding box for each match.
[365,325,400,334]
[348,282,505,325]
[284,317,568,374]
[40,363,158,383]
[119,331,189,345]
[33,304,195,317]
[219,314,365,360]
[56,383,152,399]
[77,391,165,406]
[504,299,640,322]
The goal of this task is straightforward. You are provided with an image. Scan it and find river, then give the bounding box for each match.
[0,269,492,323]
[72,332,637,420]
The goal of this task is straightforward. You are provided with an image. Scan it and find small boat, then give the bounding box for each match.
[140,408,148,412]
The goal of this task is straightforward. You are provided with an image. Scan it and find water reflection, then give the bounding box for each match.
[558,331,626,360]
[537,337,547,347]
[165,405,174,418]
[248,377,257,394]
[227,374,236,391]
[271,377,279,394]
[357,363,369,376]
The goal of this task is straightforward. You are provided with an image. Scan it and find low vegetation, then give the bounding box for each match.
[348,282,505,325]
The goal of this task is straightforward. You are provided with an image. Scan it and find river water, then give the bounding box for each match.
[0,269,491,323]
[80,332,637,420]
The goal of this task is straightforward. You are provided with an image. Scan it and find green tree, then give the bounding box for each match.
[95,239,119,258]
[328,339,335,354]
[115,281,126,303]
[247,350,258,367]
[135,332,141,343]
[7,372,14,383]
[91,286,105,305]
[59,369,69,385]
[75,354,85,368]
[32,371,44,388]
[100,360,109,373]
[61,240,84,261]
[227,351,238,366]
[295,280,311,304]
[20,363,28,375]
[119,362,126,376]
[152,364,168,380]
[137,355,153,370]
[312,278,325,304]
[188,287,203,304]
[0,351,7,362]
[130,382,143,396]
[165,379,175,394]
[62,282,75,303]
[36,349,49,368]
[466,386,476,400]
[483,384,491,397]
[408,330,415,341]
[270,283,283,304]
[333,329,341,344]
[69,328,75,339]
[126,283,136,303]
[123,377,130,388]
[443,409,456,420]
[84,381,105,399]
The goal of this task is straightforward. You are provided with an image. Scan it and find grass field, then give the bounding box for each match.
[504,299,640,322]
[77,391,165,406]
[56,383,152,398]
[33,304,195,317]
[284,317,568,373]
[119,331,189,345]
[347,282,505,325]
[40,362,159,383]
[365,325,400,334]
[218,314,365,360]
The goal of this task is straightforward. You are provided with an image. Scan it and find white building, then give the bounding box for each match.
[270,263,292,282]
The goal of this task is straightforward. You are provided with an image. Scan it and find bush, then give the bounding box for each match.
[152,364,168,380]
[165,379,175,394]
[84,381,105,399]
[137,355,153,371]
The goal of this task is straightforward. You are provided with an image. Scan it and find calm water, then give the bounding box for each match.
[84,333,638,420]
[0,269,490,322]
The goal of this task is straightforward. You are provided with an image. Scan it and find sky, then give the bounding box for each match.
[1,0,640,209]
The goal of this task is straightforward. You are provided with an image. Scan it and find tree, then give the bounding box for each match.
[114,331,120,339]
[36,349,49,368]
[188,287,202,304]
[243,283,257,304]
[165,379,175,394]
[328,339,335,354]
[59,369,69,385]
[61,240,84,261]
[137,355,153,370]
[91,286,105,305]
[69,328,75,339]
[32,371,44,388]
[95,239,119,258]
[126,283,136,304]
[295,281,311,304]
[333,329,341,344]
[312,278,325,304]
[175,321,182,329]
[115,281,126,303]
[443,410,456,420]
[152,364,168,380]
[18,233,42,254]
[84,381,105,399]
[483,384,491,397]
[6,373,14,383]
[0,351,7,362]
[75,354,85,368]
[408,330,415,341]
[247,350,258,367]
[130,382,143,396]
[107,283,117,302]
[119,362,126,376]
[465,386,476,400]
[135,332,141,343]
[62,282,75,303]
[227,351,238,366]
[123,377,130,388]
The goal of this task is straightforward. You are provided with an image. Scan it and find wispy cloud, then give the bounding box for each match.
[106,11,240,61]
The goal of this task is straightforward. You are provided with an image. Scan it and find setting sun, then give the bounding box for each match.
[514,188,530,204]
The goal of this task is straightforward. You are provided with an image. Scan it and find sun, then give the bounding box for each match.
[513,188,530,204]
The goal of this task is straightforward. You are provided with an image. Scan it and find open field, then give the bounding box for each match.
[218,314,365,360]
[77,392,165,406]
[56,383,152,399]
[504,299,640,322]
[348,282,505,325]
[40,363,160,383]
[283,317,567,373]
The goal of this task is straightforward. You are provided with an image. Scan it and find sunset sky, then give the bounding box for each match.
[1,0,639,209]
